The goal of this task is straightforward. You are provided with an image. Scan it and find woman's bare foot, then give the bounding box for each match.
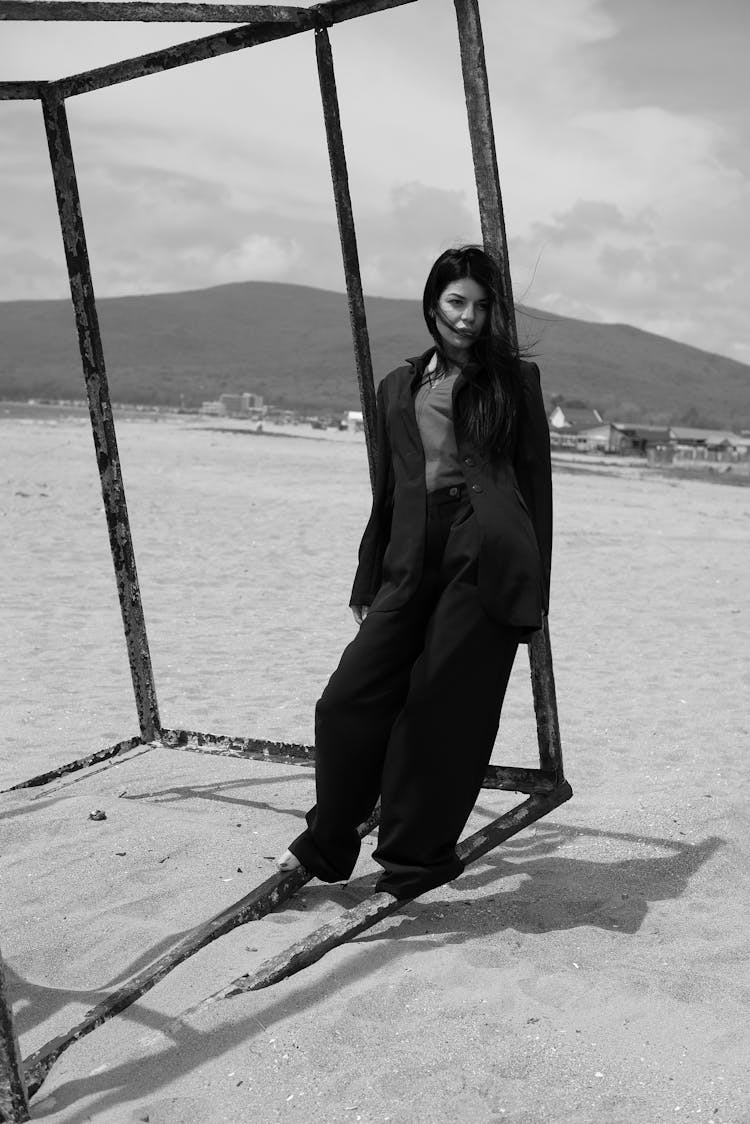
[276,849,301,872]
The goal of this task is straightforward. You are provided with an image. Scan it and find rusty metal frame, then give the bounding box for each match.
[0,954,28,1123]
[0,1,570,1116]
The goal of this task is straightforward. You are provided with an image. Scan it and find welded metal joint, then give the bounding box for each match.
[309,2,334,29]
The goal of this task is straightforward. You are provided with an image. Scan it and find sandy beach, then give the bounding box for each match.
[2,412,749,1123]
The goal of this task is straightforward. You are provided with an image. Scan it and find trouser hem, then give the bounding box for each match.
[373,855,465,900]
[288,829,360,884]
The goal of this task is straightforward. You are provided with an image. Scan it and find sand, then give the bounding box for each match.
[1,412,749,1123]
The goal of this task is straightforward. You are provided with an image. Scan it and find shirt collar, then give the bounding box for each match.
[405,346,437,379]
[406,346,481,385]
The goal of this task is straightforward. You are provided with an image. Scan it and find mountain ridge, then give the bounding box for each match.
[1,280,747,428]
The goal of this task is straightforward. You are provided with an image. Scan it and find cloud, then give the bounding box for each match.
[73,159,307,293]
[509,100,750,360]
[514,186,750,360]
[0,106,322,297]
[531,200,648,245]
[356,182,481,296]
[176,234,303,289]
[0,112,484,301]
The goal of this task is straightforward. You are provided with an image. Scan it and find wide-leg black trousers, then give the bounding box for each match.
[289,485,520,899]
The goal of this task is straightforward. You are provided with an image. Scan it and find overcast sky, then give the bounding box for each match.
[1,0,748,362]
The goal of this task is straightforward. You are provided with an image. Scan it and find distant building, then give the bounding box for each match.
[340,410,364,432]
[201,391,266,418]
[545,402,750,464]
[665,426,750,465]
[548,404,603,431]
[548,404,606,450]
[548,404,607,447]
[265,407,297,424]
[669,426,738,450]
[575,423,629,454]
[612,423,671,455]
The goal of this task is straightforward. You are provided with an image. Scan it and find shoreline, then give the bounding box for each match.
[3,400,748,486]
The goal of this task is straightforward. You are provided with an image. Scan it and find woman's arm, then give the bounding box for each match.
[349,379,394,609]
[513,361,553,611]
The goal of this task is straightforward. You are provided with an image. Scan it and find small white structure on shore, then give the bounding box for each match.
[548,404,603,431]
[340,410,364,432]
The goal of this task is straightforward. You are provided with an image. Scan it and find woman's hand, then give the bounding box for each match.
[351,604,370,626]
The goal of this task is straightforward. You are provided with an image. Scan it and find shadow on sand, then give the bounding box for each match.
[21,818,724,1121]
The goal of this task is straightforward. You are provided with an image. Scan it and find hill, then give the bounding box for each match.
[0,281,747,427]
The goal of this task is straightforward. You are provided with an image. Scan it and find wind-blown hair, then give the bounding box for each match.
[422,245,523,457]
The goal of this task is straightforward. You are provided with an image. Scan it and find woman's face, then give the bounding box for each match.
[433,276,489,357]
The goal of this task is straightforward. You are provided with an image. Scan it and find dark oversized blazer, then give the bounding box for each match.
[350,348,552,632]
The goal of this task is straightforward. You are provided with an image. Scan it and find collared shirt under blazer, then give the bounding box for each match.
[350,349,553,633]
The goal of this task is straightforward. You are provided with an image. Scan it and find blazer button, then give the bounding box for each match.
[471,482,483,493]
[463,455,475,467]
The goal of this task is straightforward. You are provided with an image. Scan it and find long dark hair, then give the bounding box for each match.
[423,245,522,457]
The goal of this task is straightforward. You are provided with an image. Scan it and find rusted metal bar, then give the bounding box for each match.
[315,26,377,484]
[453,0,514,323]
[190,783,573,1001]
[0,2,304,20]
[162,727,316,765]
[483,764,557,793]
[4,735,145,792]
[0,948,29,1124]
[454,0,567,783]
[21,810,379,1099]
[311,0,415,19]
[0,82,46,100]
[166,731,555,793]
[0,0,414,19]
[41,0,417,100]
[54,20,308,98]
[40,90,160,744]
[21,867,309,1097]
[5,728,555,794]
[4,731,313,795]
[528,616,564,774]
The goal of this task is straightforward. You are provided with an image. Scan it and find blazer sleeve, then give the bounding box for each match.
[513,361,553,612]
[350,379,394,606]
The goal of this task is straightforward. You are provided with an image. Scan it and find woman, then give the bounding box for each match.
[278,245,552,900]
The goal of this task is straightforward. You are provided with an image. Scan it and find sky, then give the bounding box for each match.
[1,0,748,363]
